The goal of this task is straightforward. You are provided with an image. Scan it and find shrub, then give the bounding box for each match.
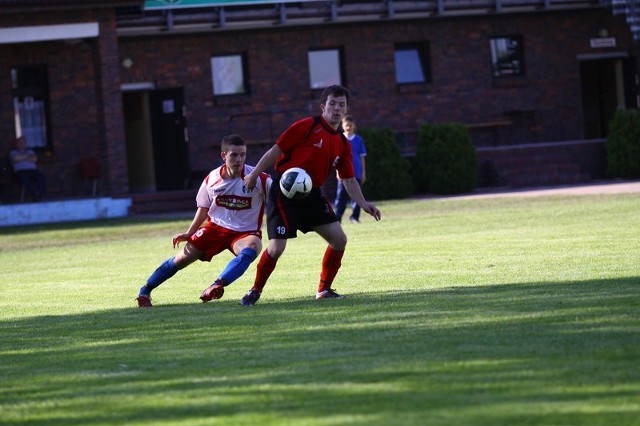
[413,122,477,195]
[606,109,640,179]
[358,127,414,200]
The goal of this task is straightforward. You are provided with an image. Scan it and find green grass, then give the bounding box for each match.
[1,193,639,425]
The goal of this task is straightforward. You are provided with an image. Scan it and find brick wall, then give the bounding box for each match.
[0,8,126,198]
[0,6,636,202]
[477,139,607,188]
[119,8,634,173]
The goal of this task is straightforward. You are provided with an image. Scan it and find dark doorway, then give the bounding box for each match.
[149,88,189,191]
[123,91,155,193]
[123,87,189,192]
[580,57,633,139]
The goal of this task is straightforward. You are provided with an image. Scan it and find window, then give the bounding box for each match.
[490,36,525,77]
[11,65,51,151]
[394,42,431,84]
[211,54,248,95]
[308,48,343,89]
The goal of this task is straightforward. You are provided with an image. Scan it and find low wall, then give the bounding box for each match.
[476,139,607,188]
[0,197,132,227]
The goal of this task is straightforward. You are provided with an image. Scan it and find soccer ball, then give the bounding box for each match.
[279,167,312,200]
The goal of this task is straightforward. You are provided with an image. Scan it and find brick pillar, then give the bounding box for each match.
[94,11,129,195]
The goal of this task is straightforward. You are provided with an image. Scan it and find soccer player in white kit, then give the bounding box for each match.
[136,134,271,308]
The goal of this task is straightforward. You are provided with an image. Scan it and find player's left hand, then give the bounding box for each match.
[172,233,189,248]
[364,203,381,221]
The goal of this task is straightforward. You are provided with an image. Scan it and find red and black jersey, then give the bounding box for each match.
[274,116,354,187]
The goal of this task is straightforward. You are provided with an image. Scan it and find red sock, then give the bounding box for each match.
[318,246,344,293]
[252,250,278,292]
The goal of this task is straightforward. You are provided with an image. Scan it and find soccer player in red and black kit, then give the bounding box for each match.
[241,85,381,305]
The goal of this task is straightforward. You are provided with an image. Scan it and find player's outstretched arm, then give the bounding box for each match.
[245,145,282,189]
[173,207,209,248]
[342,177,381,221]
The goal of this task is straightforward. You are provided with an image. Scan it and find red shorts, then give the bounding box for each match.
[188,221,262,262]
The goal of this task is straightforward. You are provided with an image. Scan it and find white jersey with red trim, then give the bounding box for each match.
[196,164,271,232]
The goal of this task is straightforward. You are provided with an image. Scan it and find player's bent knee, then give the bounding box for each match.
[330,233,347,250]
[267,241,286,259]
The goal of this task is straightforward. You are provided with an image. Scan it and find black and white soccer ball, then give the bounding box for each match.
[279,167,312,200]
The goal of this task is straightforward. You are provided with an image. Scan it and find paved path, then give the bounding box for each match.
[430,180,640,200]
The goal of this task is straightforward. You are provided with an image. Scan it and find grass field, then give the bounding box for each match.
[0,193,639,426]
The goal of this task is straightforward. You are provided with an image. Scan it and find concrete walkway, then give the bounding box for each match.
[429,180,640,200]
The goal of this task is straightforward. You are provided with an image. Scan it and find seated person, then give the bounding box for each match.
[9,136,46,201]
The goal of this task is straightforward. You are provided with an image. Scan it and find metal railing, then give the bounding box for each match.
[117,0,607,35]
[607,0,640,40]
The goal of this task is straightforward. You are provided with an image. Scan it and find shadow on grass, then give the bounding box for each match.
[1,278,639,426]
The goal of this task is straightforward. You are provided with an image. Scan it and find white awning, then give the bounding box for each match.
[0,22,99,44]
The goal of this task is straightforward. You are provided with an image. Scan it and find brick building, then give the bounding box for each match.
[0,0,637,211]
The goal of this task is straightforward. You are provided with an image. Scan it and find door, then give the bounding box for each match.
[123,91,155,192]
[149,88,189,191]
[580,57,634,139]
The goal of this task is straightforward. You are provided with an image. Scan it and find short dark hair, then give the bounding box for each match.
[342,114,355,124]
[220,134,246,152]
[320,85,350,106]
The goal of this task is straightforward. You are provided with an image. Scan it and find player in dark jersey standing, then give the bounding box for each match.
[241,85,381,305]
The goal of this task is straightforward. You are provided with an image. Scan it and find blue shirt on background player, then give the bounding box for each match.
[334,114,367,223]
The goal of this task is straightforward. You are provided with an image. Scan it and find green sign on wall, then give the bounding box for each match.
[144,0,317,9]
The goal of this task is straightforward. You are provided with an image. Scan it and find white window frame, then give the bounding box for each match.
[307,48,343,89]
[394,42,431,85]
[211,54,248,96]
[490,35,525,78]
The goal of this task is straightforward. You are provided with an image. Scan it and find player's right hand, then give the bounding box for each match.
[244,173,257,190]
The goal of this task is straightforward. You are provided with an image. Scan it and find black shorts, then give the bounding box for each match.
[266,174,338,239]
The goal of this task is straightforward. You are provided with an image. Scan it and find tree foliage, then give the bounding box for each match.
[358,127,414,200]
[413,122,477,195]
[606,109,640,179]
